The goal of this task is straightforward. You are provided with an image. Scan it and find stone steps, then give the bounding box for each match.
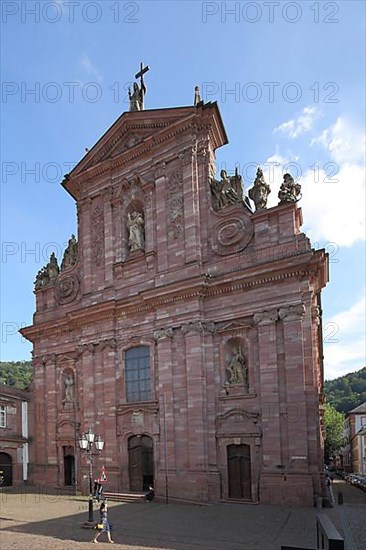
[104,490,147,503]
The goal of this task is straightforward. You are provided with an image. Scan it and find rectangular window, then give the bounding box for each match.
[361,416,366,427]
[125,346,151,402]
[0,405,6,428]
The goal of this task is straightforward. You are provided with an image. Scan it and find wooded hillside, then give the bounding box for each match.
[324,367,366,413]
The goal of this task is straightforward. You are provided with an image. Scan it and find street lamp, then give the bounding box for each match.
[78,428,104,526]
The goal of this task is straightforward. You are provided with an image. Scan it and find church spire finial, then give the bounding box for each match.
[194,85,201,106]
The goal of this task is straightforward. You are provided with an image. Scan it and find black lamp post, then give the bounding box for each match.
[79,428,104,525]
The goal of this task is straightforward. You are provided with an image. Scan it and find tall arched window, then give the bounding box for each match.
[125,346,151,402]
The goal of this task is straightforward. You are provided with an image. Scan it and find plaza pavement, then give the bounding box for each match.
[0,481,364,550]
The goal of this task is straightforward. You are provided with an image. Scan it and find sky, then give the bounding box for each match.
[1,0,365,380]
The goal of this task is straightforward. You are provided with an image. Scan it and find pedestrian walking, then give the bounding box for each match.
[93,501,114,544]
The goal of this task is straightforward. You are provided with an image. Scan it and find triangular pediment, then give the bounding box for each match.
[70,107,198,177]
[62,103,228,199]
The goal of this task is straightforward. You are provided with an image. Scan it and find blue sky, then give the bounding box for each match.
[1,0,365,379]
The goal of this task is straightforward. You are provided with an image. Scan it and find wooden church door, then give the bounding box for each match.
[227,444,252,500]
[128,435,154,491]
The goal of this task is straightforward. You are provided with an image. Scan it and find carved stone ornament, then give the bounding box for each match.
[167,171,184,239]
[278,304,305,321]
[179,146,196,166]
[311,305,321,326]
[91,205,104,266]
[100,338,117,351]
[153,328,174,340]
[78,342,95,355]
[253,309,278,326]
[197,138,210,164]
[210,217,253,256]
[55,274,80,305]
[154,162,166,179]
[181,321,216,334]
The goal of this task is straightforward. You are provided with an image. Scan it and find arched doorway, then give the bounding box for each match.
[0,452,13,486]
[63,446,75,486]
[227,444,251,499]
[128,435,154,491]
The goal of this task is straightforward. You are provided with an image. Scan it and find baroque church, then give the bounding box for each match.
[21,66,328,506]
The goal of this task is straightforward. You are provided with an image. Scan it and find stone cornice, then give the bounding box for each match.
[21,250,324,341]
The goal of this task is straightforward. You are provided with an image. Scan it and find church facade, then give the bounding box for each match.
[21,94,328,506]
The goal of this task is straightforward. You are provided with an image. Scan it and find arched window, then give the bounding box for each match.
[125,346,151,402]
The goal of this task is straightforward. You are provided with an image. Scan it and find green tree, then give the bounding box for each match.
[324,402,346,462]
[0,361,33,389]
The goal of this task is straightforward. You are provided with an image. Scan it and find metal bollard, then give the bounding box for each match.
[337,491,343,505]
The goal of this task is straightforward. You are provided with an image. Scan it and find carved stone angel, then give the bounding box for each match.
[209,168,243,210]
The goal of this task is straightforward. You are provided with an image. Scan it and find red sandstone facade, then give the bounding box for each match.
[21,102,328,505]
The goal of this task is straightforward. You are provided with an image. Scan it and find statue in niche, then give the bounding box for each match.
[209,168,243,210]
[64,372,75,402]
[61,234,78,270]
[226,347,247,386]
[248,167,271,210]
[127,211,145,251]
[278,173,302,204]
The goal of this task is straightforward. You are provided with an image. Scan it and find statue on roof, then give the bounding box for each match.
[278,173,302,205]
[61,234,78,270]
[209,168,243,210]
[248,167,271,210]
[129,62,149,111]
[34,252,59,289]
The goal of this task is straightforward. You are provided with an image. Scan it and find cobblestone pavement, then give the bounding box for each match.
[326,478,366,550]
[1,483,364,550]
[0,488,319,550]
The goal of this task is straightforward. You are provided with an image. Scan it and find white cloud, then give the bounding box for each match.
[263,117,366,247]
[311,117,365,164]
[274,106,321,139]
[300,162,365,246]
[323,296,366,380]
[80,54,103,82]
